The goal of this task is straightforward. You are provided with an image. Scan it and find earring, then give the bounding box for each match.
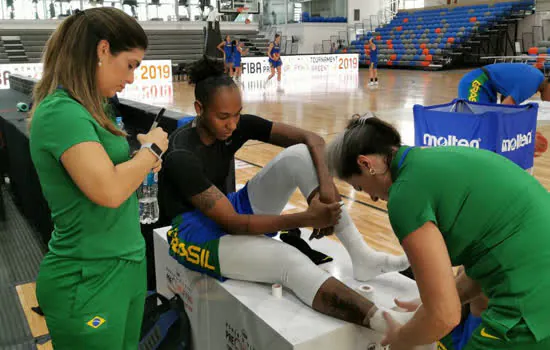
[98,61,102,67]
[369,168,376,176]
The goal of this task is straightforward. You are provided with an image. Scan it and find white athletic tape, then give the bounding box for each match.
[272,283,282,298]
[356,284,374,299]
[391,306,409,312]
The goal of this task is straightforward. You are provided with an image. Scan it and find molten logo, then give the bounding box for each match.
[423,133,481,148]
[501,132,532,152]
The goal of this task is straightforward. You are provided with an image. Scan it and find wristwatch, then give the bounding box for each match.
[140,142,163,161]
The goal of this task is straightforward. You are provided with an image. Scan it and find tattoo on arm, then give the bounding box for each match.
[193,186,225,212]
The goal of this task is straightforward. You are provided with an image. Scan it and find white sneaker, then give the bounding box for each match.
[374,81,379,85]
[368,81,375,86]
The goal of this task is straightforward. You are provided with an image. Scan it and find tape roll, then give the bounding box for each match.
[16,102,29,112]
[272,283,282,298]
[356,284,375,299]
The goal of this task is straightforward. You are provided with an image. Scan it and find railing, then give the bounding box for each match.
[481,55,550,76]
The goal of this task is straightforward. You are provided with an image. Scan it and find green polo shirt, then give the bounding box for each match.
[388,146,550,342]
[30,89,144,261]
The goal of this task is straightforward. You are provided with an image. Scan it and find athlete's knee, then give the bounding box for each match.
[277,243,328,305]
[278,144,315,172]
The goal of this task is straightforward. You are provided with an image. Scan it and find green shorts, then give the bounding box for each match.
[36,253,146,350]
[439,319,550,350]
[465,320,550,350]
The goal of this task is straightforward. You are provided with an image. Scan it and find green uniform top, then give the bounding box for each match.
[30,89,144,261]
[388,146,550,342]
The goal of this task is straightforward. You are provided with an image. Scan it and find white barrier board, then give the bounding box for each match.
[154,226,424,350]
[240,54,360,79]
[2,60,172,89]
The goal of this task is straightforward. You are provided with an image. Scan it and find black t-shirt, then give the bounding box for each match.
[158,114,273,223]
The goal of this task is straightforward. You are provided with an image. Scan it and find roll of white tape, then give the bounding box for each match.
[356,284,375,299]
[272,283,282,298]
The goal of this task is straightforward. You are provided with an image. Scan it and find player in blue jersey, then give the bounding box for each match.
[458,62,549,161]
[266,34,282,86]
[368,37,378,86]
[232,39,249,82]
[217,34,234,76]
[458,63,550,105]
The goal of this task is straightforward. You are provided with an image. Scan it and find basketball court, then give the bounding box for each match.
[1,1,550,349]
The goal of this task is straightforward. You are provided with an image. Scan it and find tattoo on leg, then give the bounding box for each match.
[312,278,374,328]
[322,292,369,326]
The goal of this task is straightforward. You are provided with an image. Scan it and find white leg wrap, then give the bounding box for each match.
[218,234,330,306]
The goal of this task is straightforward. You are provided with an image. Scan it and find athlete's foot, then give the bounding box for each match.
[351,250,410,282]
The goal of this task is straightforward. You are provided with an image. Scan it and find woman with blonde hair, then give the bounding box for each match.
[29,8,168,349]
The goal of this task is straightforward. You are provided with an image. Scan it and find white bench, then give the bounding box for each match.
[153,226,425,350]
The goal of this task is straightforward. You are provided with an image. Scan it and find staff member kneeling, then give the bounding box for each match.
[29,8,168,349]
[326,115,550,350]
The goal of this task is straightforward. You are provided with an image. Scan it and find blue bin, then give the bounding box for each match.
[413,99,538,170]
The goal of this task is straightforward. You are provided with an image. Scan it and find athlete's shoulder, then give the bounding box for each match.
[168,125,200,151]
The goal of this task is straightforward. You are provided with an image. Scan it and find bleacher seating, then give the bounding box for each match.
[338,0,534,69]
[526,42,550,70]
[301,12,347,23]
[1,28,266,66]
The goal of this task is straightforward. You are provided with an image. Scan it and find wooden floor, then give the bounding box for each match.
[16,283,52,350]
[165,68,550,256]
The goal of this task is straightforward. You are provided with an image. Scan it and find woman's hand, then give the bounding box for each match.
[151,159,162,173]
[136,127,168,171]
[306,197,342,229]
[137,127,169,153]
[392,298,422,312]
[381,312,414,350]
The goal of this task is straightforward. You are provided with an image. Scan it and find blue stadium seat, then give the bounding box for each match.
[341,0,530,69]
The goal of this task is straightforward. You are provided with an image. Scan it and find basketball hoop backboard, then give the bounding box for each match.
[217,0,259,14]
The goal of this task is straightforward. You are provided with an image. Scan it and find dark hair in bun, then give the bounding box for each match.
[188,55,236,110]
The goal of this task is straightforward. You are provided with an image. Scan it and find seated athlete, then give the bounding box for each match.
[158,56,411,332]
[457,62,550,105]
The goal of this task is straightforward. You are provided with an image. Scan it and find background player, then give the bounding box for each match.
[232,39,249,82]
[266,34,282,86]
[217,34,233,76]
[458,62,550,105]
[368,37,378,86]
[458,62,549,159]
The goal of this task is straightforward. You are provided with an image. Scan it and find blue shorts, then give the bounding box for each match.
[225,55,233,64]
[166,184,276,281]
[269,59,282,68]
[438,314,482,350]
[233,59,241,68]
[458,68,498,104]
[370,60,378,69]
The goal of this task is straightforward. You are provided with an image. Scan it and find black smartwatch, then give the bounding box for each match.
[140,143,163,161]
